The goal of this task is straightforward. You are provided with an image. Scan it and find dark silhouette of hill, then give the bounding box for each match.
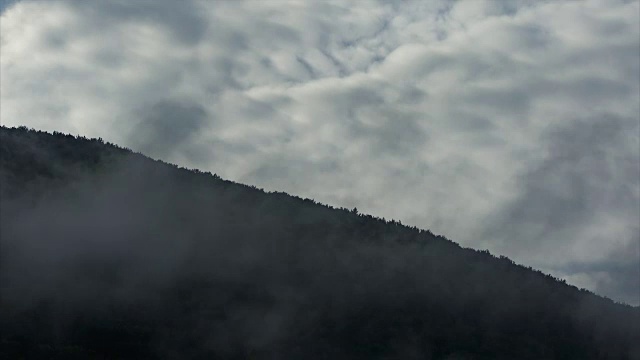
[1,125,638,359]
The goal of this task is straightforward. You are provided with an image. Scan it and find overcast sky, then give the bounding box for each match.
[1,0,639,306]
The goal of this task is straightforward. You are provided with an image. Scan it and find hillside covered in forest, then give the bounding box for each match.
[1,126,638,359]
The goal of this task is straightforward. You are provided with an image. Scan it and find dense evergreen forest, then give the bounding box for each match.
[1,126,638,359]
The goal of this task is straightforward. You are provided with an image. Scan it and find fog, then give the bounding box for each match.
[1,127,638,358]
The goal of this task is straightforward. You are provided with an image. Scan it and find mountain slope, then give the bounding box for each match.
[1,126,638,359]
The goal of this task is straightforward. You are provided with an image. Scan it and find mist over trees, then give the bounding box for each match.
[1,126,638,359]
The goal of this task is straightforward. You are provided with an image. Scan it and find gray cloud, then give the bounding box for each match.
[0,0,18,13]
[131,99,208,159]
[73,0,207,45]
[482,114,639,250]
[1,0,638,305]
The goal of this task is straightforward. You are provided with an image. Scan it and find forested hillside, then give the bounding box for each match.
[1,126,638,359]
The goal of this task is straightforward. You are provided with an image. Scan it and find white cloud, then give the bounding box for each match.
[1,0,639,305]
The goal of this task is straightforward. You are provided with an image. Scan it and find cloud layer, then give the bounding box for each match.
[1,0,639,305]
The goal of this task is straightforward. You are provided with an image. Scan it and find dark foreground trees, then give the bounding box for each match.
[1,126,638,359]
